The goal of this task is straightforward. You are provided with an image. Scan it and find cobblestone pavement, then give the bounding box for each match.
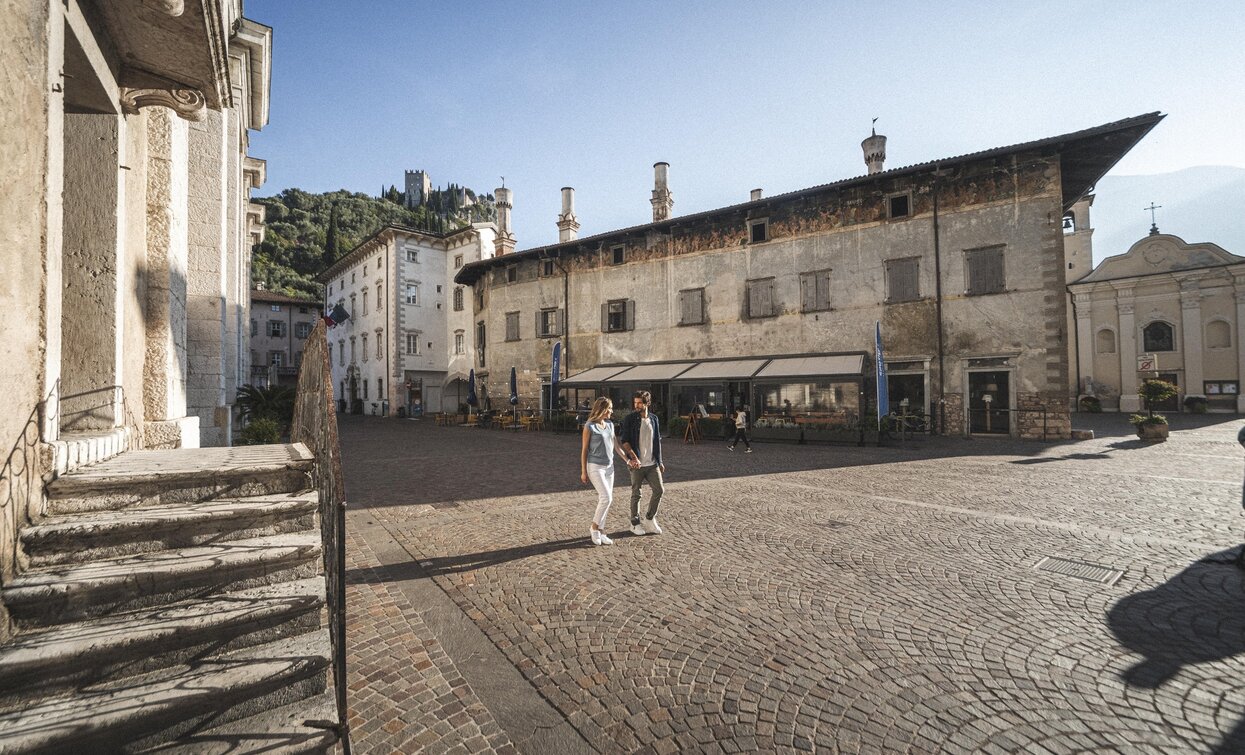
[340,414,1245,754]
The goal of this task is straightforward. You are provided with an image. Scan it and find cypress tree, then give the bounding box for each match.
[323,202,341,266]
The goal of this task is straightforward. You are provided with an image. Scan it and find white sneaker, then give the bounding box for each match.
[642,517,663,535]
[630,522,646,536]
[591,528,602,546]
[597,531,614,545]
[745,448,753,454]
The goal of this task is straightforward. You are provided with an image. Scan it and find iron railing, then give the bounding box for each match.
[289,321,351,753]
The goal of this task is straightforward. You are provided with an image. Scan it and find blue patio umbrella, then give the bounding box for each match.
[466,368,478,408]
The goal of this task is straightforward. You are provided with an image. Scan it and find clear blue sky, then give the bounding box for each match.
[247,0,1244,250]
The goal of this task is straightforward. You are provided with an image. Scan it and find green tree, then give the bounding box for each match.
[323,202,341,267]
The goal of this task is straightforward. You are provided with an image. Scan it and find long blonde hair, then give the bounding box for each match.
[586,397,613,425]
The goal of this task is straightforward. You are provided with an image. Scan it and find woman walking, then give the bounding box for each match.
[729,405,753,453]
[580,397,632,545]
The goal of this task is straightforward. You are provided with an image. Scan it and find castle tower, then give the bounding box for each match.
[404,170,431,208]
[651,162,673,222]
[862,127,887,174]
[494,185,515,256]
[557,187,579,242]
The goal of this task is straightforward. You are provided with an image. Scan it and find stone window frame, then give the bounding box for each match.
[884,257,921,304]
[268,320,286,338]
[269,351,284,368]
[748,218,769,245]
[375,328,383,360]
[1095,327,1117,355]
[376,283,383,310]
[349,336,356,364]
[537,307,563,338]
[799,269,832,313]
[338,340,345,366]
[745,277,777,319]
[1142,320,1176,353]
[886,191,912,220]
[540,259,557,278]
[1206,318,1232,350]
[453,287,464,311]
[295,322,311,339]
[454,254,464,269]
[454,329,465,355]
[506,265,518,283]
[362,288,368,315]
[603,299,633,333]
[406,249,419,263]
[405,331,422,356]
[405,283,419,306]
[505,311,521,342]
[610,245,625,266]
[678,287,706,326]
[350,294,356,317]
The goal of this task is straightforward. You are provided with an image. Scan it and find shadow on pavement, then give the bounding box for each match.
[345,537,593,583]
[1107,547,1245,753]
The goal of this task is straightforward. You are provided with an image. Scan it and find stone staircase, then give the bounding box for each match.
[0,444,340,753]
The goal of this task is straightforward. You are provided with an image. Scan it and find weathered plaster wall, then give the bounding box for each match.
[0,0,54,638]
[121,112,149,442]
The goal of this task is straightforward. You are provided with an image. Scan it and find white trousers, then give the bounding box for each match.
[586,462,614,528]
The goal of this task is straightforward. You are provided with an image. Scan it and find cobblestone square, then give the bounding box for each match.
[340,415,1245,754]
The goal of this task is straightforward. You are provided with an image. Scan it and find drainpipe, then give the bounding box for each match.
[553,253,571,377]
[932,166,947,434]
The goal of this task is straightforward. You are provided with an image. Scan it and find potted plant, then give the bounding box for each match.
[1183,395,1208,414]
[1078,395,1102,413]
[1131,378,1178,441]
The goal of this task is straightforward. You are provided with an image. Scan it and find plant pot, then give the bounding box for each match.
[1136,423,1169,442]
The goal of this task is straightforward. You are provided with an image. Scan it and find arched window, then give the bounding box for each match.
[1207,320,1232,349]
[1095,328,1116,354]
[1143,321,1175,352]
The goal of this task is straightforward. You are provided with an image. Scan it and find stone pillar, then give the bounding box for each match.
[1117,289,1140,413]
[1180,281,1204,400]
[143,107,199,448]
[60,112,125,431]
[186,108,230,446]
[1073,293,1094,396]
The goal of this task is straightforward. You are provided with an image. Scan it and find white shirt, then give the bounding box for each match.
[638,415,655,466]
[735,411,748,428]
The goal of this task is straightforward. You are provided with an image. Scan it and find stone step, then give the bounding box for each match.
[45,444,314,515]
[22,492,320,567]
[0,630,332,754]
[2,533,323,628]
[141,690,339,754]
[0,578,325,705]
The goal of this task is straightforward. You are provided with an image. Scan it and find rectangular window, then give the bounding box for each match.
[269,351,283,368]
[611,245,625,265]
[476,321,486,367]
[376,283,382,308]
[453,287,464,311]
[338,342,345,366]
[799,269,832,312]
[406,249,419,263]
[376,332,383,359]
[886,258,920,303]
[454,254,463,268]
[405,333,421,355]
[678,288,705,325]
[505,311,521,341]
[542,259,556,277]
[405,284,418,305]
[749,219,768,244]
[506,266,517,283]
[537,308,562,337]
[363,380,368,399]
[454,331,465,354]
[250,319,257,337]
[350,337,356,363]
[361,334,369,362]
[603,299,632,332]
[295,322,311,339]
[351,272,356,284]
[270,304,281,312]
[362,289,368,314]
[888,192,911,219]
[377,257,382,269]
[965,246,1005,296]
[746,278,776,319]
[298,306,308,314]
[268,320,286,337]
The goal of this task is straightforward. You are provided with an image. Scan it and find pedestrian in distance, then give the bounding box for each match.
[576,398,591,429]
[579,397,632,546]
[620,390,665,535]
[729,405,753,452]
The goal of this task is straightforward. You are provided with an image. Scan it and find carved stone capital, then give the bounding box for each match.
[142,0,184,15]
[1118,302,1135,316]
[120,87,206,122]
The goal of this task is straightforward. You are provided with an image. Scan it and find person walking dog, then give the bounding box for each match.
[579,397,632,546]
[620,391,665,535]
[729,405,753,453]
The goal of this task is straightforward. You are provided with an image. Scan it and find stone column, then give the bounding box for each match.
[1073,292,1093,396]
[1180,280,1204,400]
[186,108,230,446]
[142,107,199,448]
[1116,289,1140,412]
[60,112,125,431]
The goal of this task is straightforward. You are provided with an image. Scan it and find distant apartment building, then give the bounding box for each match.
[248,290,321,387]
[317,222,497,415]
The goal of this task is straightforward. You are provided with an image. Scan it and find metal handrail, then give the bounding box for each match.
[289,321,351,753]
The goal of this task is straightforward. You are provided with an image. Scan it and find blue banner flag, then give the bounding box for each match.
[466,368,478,407]
[875,321,889,421]
[551,341,562,393]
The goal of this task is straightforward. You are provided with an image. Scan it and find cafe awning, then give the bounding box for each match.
[560,366,634,386]
[672,359,768,381]
[753,354,864,379]
[604,362,696,382]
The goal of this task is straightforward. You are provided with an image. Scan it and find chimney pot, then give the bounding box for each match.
[557,186,579,242]
[750,188,763,201]
[651,162,673,222]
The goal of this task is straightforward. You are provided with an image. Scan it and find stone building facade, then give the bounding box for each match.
[318,223,497,416]
[454,114,1165,439]
[1070,232,1245,413]
[0,0,269,634]
[249,290,322,386]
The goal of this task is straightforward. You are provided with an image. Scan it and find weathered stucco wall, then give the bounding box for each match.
[477,155,1072,437]
[0,0,54,638]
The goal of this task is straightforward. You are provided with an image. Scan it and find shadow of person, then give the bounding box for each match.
[345,536,593,585]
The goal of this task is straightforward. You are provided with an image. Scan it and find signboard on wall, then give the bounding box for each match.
[1136,354,1157,373]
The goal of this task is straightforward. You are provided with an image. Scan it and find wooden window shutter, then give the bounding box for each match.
[534,311,542,337]
[817,271,831,309]
[625,300,636,331]
[760,279,773,316]
[601,302,609,332]
[694,289,704,323]
[800,273,815,312]
[557,308,565,336]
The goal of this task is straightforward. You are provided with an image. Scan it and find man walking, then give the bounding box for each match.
[620,390,665,535]
[729,405,753,452]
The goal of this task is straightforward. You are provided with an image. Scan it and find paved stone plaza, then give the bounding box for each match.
[339,414,1245,754]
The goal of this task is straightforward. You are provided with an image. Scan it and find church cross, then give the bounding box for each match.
[1144,202,1162,235]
